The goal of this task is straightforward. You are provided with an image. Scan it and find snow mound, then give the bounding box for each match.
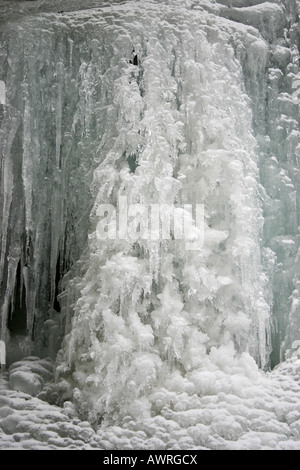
[0,389,101,449]
[0,356,300,449]
[8,357,54,397]
[9,370,44,397]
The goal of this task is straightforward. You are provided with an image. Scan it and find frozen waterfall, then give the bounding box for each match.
[0,0,300,425]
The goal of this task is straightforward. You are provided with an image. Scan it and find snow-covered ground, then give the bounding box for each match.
[1,352,300,450]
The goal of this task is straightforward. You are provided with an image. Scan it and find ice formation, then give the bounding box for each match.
[0,0,300,450]
[0,340,5,368]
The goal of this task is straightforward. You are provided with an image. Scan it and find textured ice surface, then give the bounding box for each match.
[1,354,300,449]
[0,0,300,449]
[8,357,54,396]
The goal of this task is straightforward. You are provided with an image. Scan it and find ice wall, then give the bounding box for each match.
[0,3,112,358]
[0,0,299,418]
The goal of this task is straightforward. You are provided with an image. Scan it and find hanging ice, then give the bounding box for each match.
[0,340,5,368]
[0,0,300,423]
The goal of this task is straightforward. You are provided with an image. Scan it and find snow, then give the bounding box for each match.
[1,354,300,449]
[8,357,54,396]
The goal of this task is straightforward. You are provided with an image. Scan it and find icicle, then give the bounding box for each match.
[0,340,6,368]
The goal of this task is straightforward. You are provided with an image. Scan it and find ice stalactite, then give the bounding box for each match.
[0,10,115,360]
